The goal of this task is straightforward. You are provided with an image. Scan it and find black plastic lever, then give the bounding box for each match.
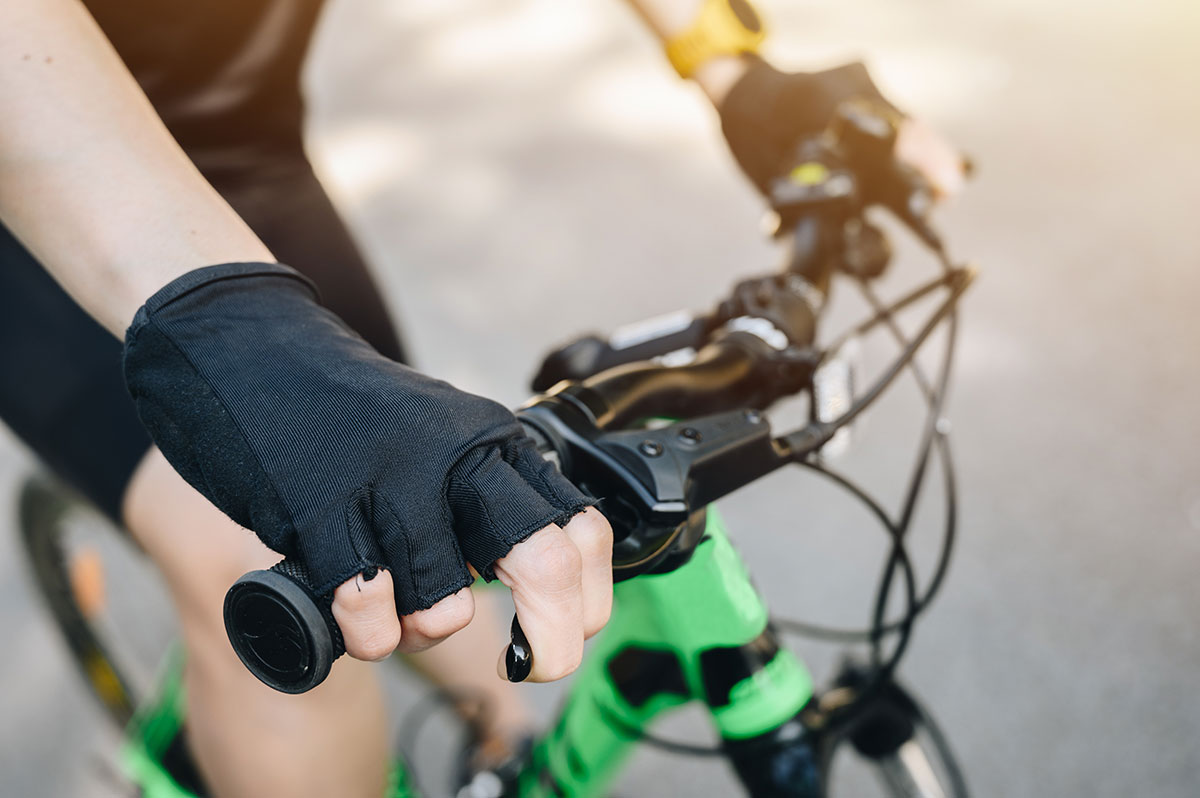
[532,314,711,392]
[519,399,791,580]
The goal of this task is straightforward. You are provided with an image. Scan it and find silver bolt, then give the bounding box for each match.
[639,440,664,457]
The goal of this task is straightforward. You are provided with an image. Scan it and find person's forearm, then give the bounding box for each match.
[624,0,753,105]
[0,0,273,336]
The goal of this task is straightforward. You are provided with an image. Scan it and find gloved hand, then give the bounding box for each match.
[718,56,965,199]
[124,262,612,677]
[718,56,898,193]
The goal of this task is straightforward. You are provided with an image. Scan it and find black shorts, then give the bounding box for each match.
[0,151,407,523]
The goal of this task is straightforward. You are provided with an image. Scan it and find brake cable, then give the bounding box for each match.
[772,251,964,724]
[400,257,973,766]
[578,257,971,758]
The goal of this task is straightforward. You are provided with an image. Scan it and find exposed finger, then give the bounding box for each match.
[332,568,402,661]
[396,586,476,653]
[561,507,613,638]
[492,525,584,682]
[896,118,966,199]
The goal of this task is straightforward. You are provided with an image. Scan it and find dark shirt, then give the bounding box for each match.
[84,0,325,167]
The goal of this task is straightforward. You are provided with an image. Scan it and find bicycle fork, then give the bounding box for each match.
[517,510,823,797]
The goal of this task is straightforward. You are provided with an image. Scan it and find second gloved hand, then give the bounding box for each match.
[719,56,966,199]
[718,56,898,193]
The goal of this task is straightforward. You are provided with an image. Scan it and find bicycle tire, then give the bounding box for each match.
[17,474,158,729]
[844,683,969,798]
[876,697,969,798]
[869,722,968,798]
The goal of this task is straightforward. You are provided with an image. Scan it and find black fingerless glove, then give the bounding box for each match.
[719,56,899,193]
[123,262,591,613]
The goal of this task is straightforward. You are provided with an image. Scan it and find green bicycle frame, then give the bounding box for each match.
[515,508,814,797]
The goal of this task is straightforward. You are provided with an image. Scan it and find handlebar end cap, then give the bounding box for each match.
[223,569,334,694]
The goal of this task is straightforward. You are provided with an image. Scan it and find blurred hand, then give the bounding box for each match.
[718,57,966,201]
[897,117,967,199]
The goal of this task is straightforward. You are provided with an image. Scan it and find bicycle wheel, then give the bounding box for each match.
[18,473,175,729]
[18,473,422,798]
[870,726,965,798]
[835,676,970,798]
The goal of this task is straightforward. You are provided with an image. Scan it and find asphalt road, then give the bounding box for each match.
[2,0,1198,795]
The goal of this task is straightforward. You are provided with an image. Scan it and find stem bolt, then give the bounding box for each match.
[678,427,703,445]
[639,440,664,457]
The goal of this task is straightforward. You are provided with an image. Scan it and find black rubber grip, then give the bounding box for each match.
[223,559,345,693]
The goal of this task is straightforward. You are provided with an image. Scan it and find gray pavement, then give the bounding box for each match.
[3,0,1198,795]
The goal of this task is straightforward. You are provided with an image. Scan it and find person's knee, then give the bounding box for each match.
[121,447,276,627]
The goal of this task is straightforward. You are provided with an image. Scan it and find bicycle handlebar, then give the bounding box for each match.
[223,99,964,694]
[222,328,813,694]
[570,330,812,430]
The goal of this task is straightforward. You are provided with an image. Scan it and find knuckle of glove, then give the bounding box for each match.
[446,425,586,579]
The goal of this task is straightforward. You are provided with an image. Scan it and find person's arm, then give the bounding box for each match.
[0,0,272,335]
[2,0,613,682]
[625,0,753,105]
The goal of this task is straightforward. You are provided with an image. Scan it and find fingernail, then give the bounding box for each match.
[362,566,379,582]
[505,616,532,683]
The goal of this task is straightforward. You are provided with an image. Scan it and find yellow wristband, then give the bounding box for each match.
[665,0,766,80]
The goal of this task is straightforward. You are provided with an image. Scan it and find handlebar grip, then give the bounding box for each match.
[223,559,345,693]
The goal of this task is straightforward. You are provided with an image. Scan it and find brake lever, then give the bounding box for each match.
[519,397,797,581]
[879,160,943,253]
[506,405,789,682]
[531,312,713,392]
